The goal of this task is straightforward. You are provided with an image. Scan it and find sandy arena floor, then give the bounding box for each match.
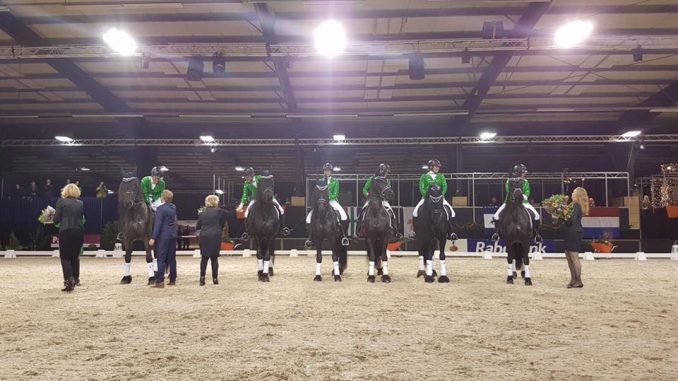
[0,256,676,381]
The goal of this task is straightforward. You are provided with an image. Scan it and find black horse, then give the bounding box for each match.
[415,184,455,283]
[245,174,279,282]
[498,178,533,286]
[307,183,348,282]
[118,173,156,285]
[363,176,393,283]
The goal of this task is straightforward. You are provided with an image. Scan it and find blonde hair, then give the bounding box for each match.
[205,195,219,208]
[162,189,174,203]
[571,187,590,216]
[61,183,81,199]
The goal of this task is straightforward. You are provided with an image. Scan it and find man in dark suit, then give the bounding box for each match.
[149,190,178,288]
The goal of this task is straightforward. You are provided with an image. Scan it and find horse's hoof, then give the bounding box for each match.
[334,275,342,282]
[382,275,391,283]
[261,274,270,282]
[257,270,263,281]
[304,240,313,249]
[120,275,132,284]
[313,275,322,282]
[438,275,450,283]
[377,268,384,276]
[506,276,514,284]
[521,270,526,279]
[147,276,155,285]
[512,271,518,280]
[269,267,274,276]
[341,237,349,246]
[367,275,375,283]
[416,270,426,278]
[524,278,533,286]
[424,275,434,283]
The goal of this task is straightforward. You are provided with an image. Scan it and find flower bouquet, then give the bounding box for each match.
[542,194,572,222]
[197,206,206,215]
[38,206,56,224]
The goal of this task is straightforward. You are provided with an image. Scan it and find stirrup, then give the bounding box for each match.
[304,240,313,249]
[534,234,543,243]
[491,232,500,241]
[341,237,350,246]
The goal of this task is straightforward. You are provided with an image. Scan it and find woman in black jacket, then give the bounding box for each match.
[564,187,589,288]
[197,195,228,286]
[53,183,84,292]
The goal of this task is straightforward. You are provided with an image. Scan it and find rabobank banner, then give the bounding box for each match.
[468,239,557,253]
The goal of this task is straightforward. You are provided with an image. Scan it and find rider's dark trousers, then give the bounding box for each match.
[59,229,83,281]
[155,238,177,283]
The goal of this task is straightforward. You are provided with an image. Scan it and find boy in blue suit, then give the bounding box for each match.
[149,190,178,288]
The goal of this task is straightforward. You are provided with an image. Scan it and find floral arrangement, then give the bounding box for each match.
[38,206,56,224]
[541,194,572,221]
[197,206,206,215]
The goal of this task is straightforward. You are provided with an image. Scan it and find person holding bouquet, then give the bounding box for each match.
[563,187,589,288]
[53,184,85,292]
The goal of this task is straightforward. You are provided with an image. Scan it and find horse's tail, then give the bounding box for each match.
[339,246,348,270]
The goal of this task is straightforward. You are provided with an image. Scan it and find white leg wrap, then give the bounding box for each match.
[123,262,131,277]
[333,261,340,275]
[382,261,389,276]
[153,258,158,272]
[511,259,517,272]
[315,262,322,275]
[524,265,531,278]
[507,263,514,276]
[440,260,447,277]
[257,259,264,271]
[263,261,270,274]
[418,256,425,271]
[147,262,154,277]
[426,260,433,276]
[368,261,375,276]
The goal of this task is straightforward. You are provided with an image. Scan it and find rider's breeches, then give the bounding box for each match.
[362,200,395,218]
[306,200,347,224]
[412,198,456,218]
[244,199,285,218]
[493,202,540,220]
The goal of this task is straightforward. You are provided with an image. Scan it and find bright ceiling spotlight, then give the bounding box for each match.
[621,130,642,138]
[102,27,137,56]
[200,135,215,143]
[421,165,428,170]
[159,166,169,172]
[215,189,224,195]
[234,166,245,172]
[480,131,497,140]
[55,135,74,143]
[333,166,341,172]
[333,134,346,141]
[554,20,593,49]
[79,167,91,171]
[314,20,347,58]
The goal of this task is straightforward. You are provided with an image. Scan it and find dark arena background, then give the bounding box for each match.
[1,1,677,380]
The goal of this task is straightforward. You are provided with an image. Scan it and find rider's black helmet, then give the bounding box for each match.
[323,162,333,172]
[512,164,528,177]
[244,167,255,177]
[427,159,441,170]
[150,166,163,177]
[378,163,390,176]
[260,169,271,177]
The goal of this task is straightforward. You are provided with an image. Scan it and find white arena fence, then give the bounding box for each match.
[3,248,678,261]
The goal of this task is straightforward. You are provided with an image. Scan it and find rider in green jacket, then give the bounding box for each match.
[140,166,166,211]
[412,159,456,238]
[491,164,542,242]
[236,167,284,217]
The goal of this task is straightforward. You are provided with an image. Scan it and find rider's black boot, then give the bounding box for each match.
[340,220,350,246]
[533,219,543,242]
[491,218,500,241]
[304,223,313,248]
[355,209,366,238]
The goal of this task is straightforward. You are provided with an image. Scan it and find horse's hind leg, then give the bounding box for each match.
[314,241,323,281]
[260,237,273,282]
[256,242,265,281]
[268,239,275,276]
[120,239,133,284]
[331,239,342,282]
